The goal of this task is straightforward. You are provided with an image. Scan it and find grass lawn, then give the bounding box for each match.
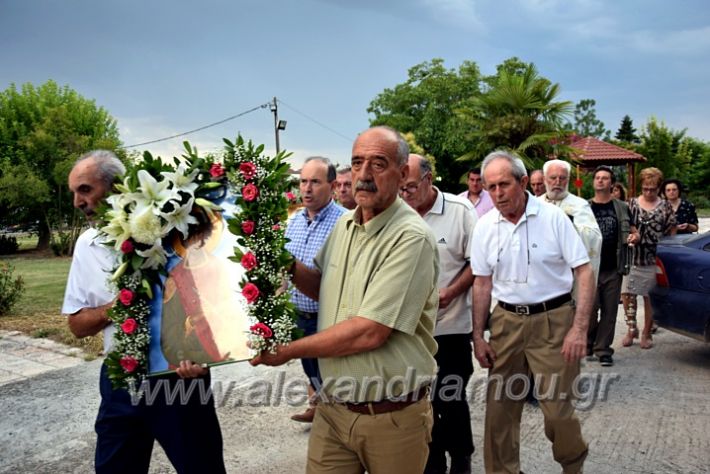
[0,254,103,358]
[698,208,710,218]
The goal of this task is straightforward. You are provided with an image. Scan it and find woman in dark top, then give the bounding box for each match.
[661,179,699,234]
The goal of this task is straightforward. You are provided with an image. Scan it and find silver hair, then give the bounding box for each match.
[367,126,409,166]
[480,150,528,183]
[542,159,571,176]
[410,154,432,177]
[303,156,337,182]
[337,165,352,175]
[74,150,126,187]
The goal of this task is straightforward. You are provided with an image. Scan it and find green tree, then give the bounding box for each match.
[636,117,686,184]
[0,80,122,249]
[615,115,639,143]
[568,99,608,138]
[368,58,482,190]
[458,61,573,168]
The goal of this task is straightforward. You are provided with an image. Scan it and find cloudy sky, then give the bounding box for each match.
[2,0,709,167]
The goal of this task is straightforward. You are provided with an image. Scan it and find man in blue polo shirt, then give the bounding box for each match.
[286,156,346,422]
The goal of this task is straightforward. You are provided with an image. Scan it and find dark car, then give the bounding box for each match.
[650,232,710,342]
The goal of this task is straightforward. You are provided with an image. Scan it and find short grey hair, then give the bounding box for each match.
[481,150,528,183]
[410,154,432,177]
[542,159,571,176]
[303,156,337,182]
[337,165,352,175]
[369,126,409,166]
[75,150,126,187]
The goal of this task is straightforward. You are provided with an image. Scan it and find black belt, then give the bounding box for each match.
[344,385,429,415]
[296,311,318,320]
[498,293,571,316]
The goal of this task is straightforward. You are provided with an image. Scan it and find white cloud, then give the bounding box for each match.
[629,26,710,56]
[419,0,485,32]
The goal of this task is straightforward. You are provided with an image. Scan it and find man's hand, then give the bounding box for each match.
[175,360,209,378]
[438,287,454,309]
[473,337,497,369]
[561,326,587,363]
[249,345,291,367]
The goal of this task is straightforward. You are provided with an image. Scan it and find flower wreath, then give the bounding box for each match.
[96,137,298,390]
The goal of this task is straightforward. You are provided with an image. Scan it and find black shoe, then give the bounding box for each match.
[450,455,472,474]
[599,355,613,367]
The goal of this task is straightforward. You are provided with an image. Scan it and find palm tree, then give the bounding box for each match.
[458,64,573,169]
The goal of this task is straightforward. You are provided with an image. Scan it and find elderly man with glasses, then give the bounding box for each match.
[402,154,478,474]
[471,150,595,474]
[540,159,602,286]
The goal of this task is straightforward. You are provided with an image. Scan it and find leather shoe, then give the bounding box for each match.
[290,406,316,423]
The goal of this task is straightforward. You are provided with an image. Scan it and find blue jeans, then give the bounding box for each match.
[296,311,321,389]
[95,364,225,474]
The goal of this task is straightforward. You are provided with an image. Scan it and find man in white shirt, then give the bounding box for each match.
[403,154,477,474]
[540,159,602,284]
[471,150,594,474]
[63,150,225,473]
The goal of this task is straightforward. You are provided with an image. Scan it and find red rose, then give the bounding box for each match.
[241,252,257,271]
[242,282,260,304]
[119,288,135,306]
[120,240,134,254]
[121,318,138,334]
[272,224,281,231]
[120,355,139,373]
[250,322,273,339]
[241,220,255,235]
[209,163,225,178]
[242,183,259,202]
[239,162,257,180]
[285,191,296,202]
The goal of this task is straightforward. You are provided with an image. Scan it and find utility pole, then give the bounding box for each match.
[270,96,287,154]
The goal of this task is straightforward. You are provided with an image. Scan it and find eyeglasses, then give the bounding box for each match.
[641,187,658,192]
[399,173,430,195]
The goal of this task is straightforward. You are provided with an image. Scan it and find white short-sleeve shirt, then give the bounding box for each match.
[422,189,477,336]
[61,228,118,354]
[470,194,590,304]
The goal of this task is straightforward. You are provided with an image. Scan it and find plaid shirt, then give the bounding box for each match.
[285,199,346,312]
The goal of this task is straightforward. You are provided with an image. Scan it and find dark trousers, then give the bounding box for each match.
[95,364,225,474]
[428,333,475,469]
[588,269,623,357]
[296,311,321,389]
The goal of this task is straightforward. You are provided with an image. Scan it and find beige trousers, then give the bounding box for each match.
[307,398,433,474]
[484,303,588,474]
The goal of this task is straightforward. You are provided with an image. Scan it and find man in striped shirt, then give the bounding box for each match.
[285,156,346,422]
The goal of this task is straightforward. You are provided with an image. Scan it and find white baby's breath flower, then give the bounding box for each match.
[136,241,168,269]
[129,206,164,244]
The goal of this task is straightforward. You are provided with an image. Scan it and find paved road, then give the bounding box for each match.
[1,218,708,472]
[1,302,709,473]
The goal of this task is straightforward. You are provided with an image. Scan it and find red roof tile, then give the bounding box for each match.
[569,136,646,163]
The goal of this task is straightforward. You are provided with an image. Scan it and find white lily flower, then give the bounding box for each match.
[161,164,199,195]
[128,170,177,214]
[161,197,198,240]
[136,241,168,269]
[101,209,132,249]
[129,205,165,244]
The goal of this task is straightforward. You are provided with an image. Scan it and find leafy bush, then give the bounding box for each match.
[0,262,25,315]
[50,231,74,256]
[0,235,19,255]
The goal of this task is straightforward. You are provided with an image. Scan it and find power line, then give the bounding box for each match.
[277,99,353,143]
[123,102,271,148]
